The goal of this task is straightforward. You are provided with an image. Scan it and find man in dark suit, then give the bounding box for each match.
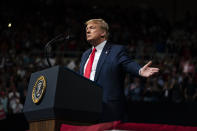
[79,19,159,122]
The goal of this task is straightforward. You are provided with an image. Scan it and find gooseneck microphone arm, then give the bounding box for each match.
[44,34,70,67]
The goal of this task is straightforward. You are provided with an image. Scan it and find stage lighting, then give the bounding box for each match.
[8,23,12,28]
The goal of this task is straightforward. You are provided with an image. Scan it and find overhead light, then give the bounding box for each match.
[8,23,12,28]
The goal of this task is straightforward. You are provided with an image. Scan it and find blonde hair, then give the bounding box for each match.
[85,19,109,39]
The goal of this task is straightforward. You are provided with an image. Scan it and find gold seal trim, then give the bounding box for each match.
[32,75,46,104]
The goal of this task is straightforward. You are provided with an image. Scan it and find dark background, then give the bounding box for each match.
[0,0,197,130]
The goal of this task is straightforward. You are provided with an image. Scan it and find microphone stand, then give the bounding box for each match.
[44,34,70,67]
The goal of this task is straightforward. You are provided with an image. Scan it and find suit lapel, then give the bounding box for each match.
[94,43,111,82]
[80,48,92,75]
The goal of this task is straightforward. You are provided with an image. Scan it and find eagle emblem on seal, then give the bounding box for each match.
[32,75,46,104]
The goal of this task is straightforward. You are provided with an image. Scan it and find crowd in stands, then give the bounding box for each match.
[0,4,197,120]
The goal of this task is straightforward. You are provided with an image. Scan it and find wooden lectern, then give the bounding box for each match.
[23,66,102,131]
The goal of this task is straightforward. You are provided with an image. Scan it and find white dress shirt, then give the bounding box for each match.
[84,40,107,81]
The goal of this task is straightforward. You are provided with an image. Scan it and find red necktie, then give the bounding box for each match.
[84,48,96,79]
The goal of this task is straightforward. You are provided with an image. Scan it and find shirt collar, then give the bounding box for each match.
[92,40,107,51]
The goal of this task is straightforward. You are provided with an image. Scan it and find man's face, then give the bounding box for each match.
[86,22,105,43]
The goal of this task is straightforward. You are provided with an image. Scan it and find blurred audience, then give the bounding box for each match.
[0,5,197,119]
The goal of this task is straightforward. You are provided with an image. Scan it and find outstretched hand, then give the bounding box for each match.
[139,61,159,77]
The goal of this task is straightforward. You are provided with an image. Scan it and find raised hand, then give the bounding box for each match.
[139,61,159,77]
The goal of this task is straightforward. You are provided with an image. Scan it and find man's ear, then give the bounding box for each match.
[101,32,106,38]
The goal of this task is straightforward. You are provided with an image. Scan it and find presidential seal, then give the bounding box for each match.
[32,75,46,104]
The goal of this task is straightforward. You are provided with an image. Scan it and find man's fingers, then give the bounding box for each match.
[151,68,159,72]
[143,61,152,69]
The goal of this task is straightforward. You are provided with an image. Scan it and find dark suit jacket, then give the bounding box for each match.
[79,42,141,122]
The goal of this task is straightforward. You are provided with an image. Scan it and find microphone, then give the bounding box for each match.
[45,34,75,48]
[44,34,74,67]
